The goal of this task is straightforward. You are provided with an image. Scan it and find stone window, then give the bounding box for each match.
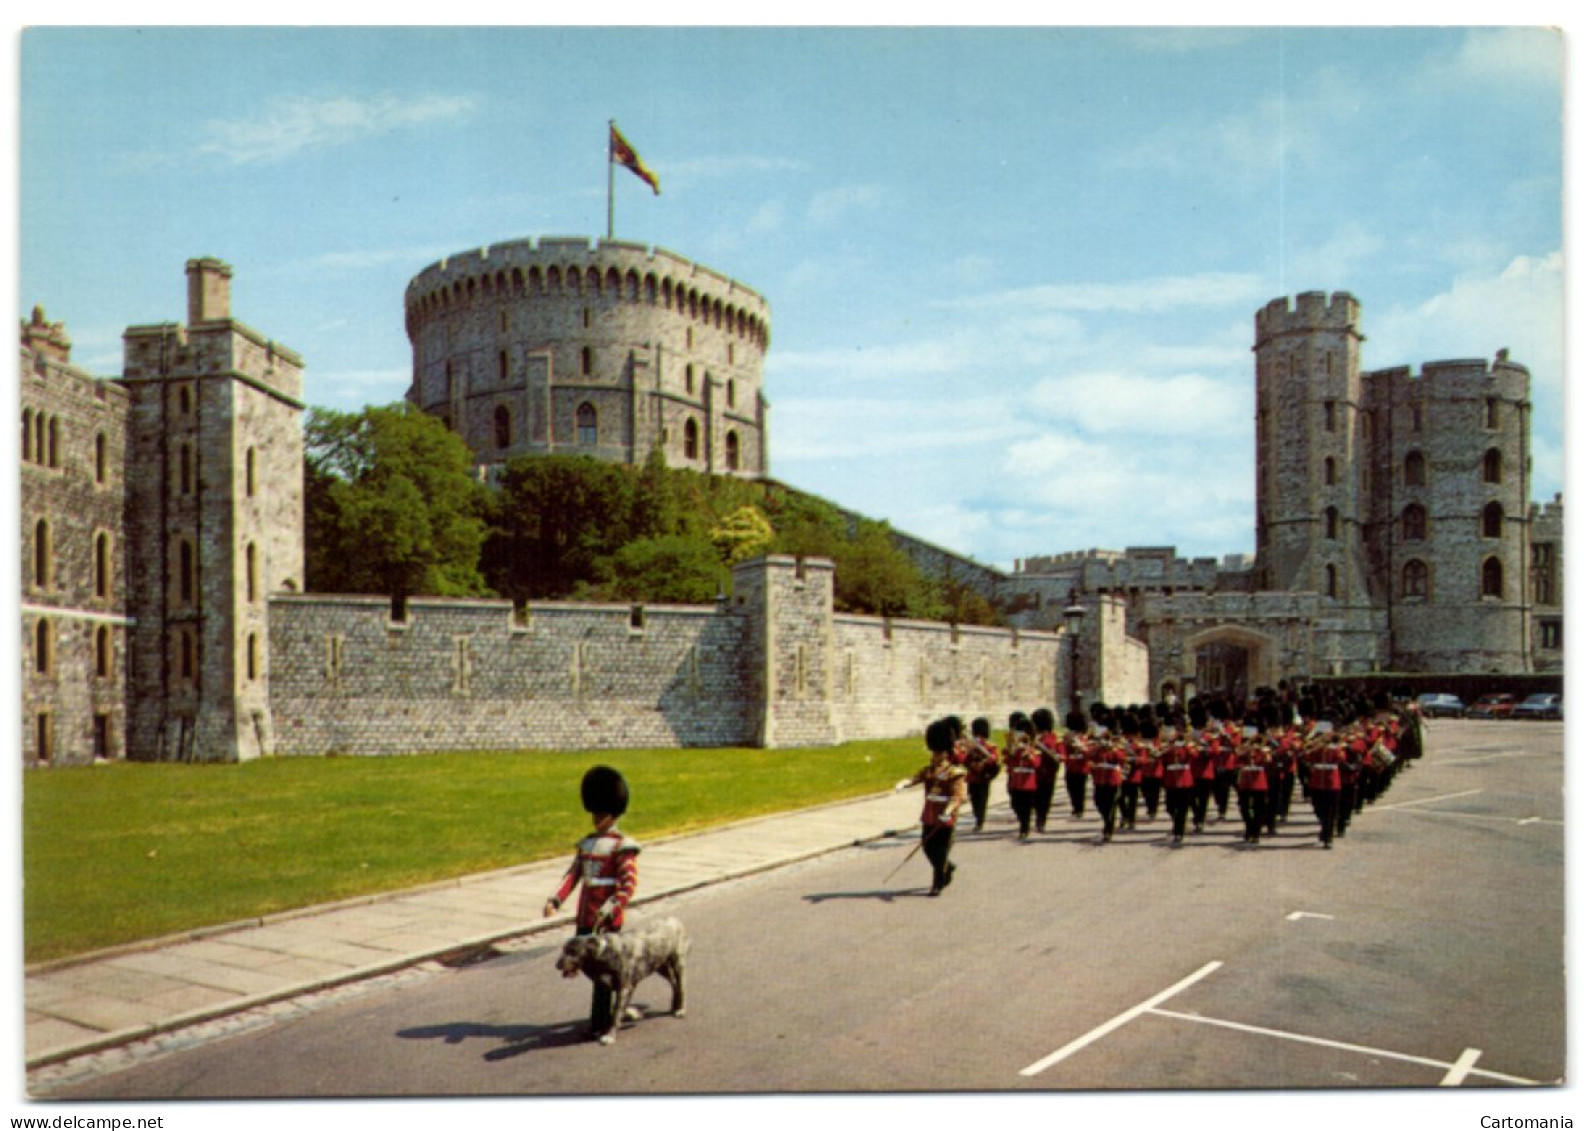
[245,447,256,497]
[177,538,196,606]
[499,350,509,383]
[33,518,52,589]
[1540,619,1562,650]
[727,379,737,408]
[178,443,194,495]
[1325,564,1339,599]
[581,346,593,376]
[35,713,53,764]
[246,542,258,603]
[686,364,695,395]
[34,618,53,676]
[1404,451,1426,488]
[577,403,598,446]
[1402,559,1429,599]
[1482,502,1504,539]
[94,531,111,598]
[178,385,192,415]
[1485,397,1499,429]
[1410,404,1423,433]
[1402,504,1427,541]
[1324,457,1336,486]
[246,633,258,681]
[725,430,740,471]
[1481,556,1504,599]
[1324,400,1337,432]
[494,404,512,449]
[96,625,113,678]
[1325,507,1340,540]
[1533,544,1556,604]
[96,433,108,484]
[21,408,32,462]
[684,418,700,460]
[176,628,198,685]
[93,714,111,761]
[1483,448,1503,484]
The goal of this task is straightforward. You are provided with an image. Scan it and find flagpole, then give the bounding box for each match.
[606,120,615,241]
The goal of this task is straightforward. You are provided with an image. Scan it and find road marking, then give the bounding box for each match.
[1018,960,1222,1077]
[1441,1047,1483,1086]
[1437,752,1543,767]
[1149,1009,1538,1086]
[1373,789,1483,812]
[1285,912,1334,922]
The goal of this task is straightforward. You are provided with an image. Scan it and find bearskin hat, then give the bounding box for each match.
[1031,708,1056,734]
[1065,708,1089,733]
[971,717,991,740]
[926,718,956,754]
[580,765,630,818]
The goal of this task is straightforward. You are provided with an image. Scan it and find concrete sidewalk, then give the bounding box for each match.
[23,787,928,1070]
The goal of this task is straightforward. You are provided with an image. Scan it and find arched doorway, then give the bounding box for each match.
[1182,624,1280,703]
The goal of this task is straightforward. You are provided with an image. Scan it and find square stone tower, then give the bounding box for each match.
[120,258,305,761]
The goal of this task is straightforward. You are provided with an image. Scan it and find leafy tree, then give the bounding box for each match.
[595,534,727,604]
[711,504,775,565]
[483,455,638,602]
[829,522,926,618]
[304,404,490,597]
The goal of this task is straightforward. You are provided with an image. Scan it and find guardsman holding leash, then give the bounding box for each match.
[544,765,641,1038]
[896,719,969,895]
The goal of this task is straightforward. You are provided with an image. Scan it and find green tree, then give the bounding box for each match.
[305,404,490,597]
[483,455,638,601]
[711,504,776,565]
[830,522,925,617]
[596,534,727,604]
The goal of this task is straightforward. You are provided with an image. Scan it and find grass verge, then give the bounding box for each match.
[23,737,926,965]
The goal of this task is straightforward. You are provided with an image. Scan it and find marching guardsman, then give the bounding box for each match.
[895,718,969,895]
[544,765,641,1037]
[1032,708,1063,831]
[963,717,1002,831]
[1139,718,1165,822]
[1161,727,1198,845]
[1212,700,1241,823]
[1119,717,1152,831]
[1003,713,1043,841]
[1301,725,1347,849]
[1264,702,1299,836]
[1188,703,1219,833]
[1233,721,1272,845]
[1059,708,1092,820]
[1088,722,1130,843]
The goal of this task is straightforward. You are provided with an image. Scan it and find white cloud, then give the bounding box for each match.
[196,93,477,166]
[1027,371,1249,436]
[807,184,885,227]
[944,272,1263,315]
[1445,28,1563,87]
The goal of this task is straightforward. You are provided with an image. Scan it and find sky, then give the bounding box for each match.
[14,22,1568,573]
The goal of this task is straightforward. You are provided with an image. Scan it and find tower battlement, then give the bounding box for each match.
[1254,290,1361,344]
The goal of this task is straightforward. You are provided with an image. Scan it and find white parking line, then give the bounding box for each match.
[1149,1009,1536,1086]
[1018,960,1222,1077]
[1373,789,1483,811]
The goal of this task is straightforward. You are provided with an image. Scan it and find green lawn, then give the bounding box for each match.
[22,737,927,965]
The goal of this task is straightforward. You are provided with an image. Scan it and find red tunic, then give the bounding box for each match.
[905,761,968,827]
[1088,742,1127,788]
[1060,735,1091,776]
[553,830,641,932]
[1162,743,1197,790]
[1005,739,1043,794]
[1235,745,1270,792]
[1306,745,1345,792]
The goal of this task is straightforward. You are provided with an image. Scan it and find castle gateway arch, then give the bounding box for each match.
[1182,624,1281,702]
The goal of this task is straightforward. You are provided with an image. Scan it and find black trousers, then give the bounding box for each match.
[1119,781,1140,828]
[575,925,619,1032]
[1094,783,1120,839]
[1034,778,1057,830]
[1009,790,1036,836]
[921,822,955,889]
[1213,771,1234,818]
[1166,786,1194,840]
[1237,789,1268,842]
[968,780,992,829]
[1141,778,1162,819]
[1191,778,1213,829]
[1065,772,1088,818]
[1311,788,1340,846]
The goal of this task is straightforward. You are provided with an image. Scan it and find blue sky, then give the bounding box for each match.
[15,22,1568,571]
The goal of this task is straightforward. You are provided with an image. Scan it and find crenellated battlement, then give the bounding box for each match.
[1254,290,1361,345]
[404,236,771,344]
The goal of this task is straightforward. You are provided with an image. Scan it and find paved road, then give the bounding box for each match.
[33,720,1566,1100]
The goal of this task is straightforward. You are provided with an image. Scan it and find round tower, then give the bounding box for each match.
[404,237,771,479]
[1253,291,1370,606]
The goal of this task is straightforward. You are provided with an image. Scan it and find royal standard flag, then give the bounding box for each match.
[610,123,661,195]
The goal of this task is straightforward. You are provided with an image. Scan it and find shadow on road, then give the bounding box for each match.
[801,887,933,904]
[397,1019,590,1061]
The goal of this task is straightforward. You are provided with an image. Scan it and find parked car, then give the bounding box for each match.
[1465,693,1519,720]
[1417,692,1465,718]
[1512,693,1563,720]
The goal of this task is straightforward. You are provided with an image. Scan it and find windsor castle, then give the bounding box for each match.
[19,243,1564,765]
